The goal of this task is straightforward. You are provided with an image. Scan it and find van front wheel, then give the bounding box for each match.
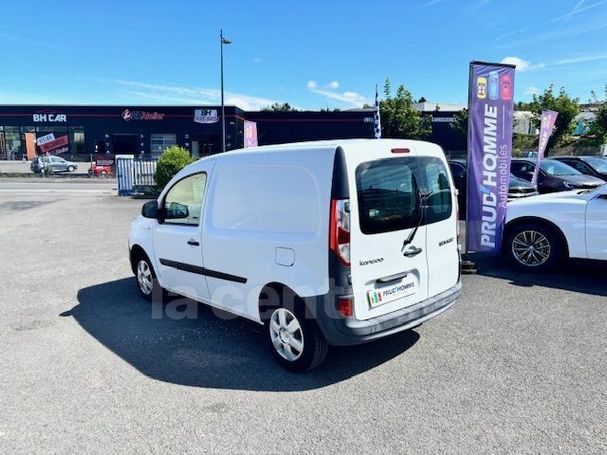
[267,306,328,372]
[135,255,165,302]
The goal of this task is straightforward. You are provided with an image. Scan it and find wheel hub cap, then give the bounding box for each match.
[137,260,153,295]
[269,308,304,362]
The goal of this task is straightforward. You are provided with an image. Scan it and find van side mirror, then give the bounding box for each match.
[166,202,189,219]
[141,200,158,218]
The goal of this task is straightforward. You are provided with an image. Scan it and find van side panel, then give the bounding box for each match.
[202,147,336,323]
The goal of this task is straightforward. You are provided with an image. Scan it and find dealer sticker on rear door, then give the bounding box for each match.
[367,279,416,308]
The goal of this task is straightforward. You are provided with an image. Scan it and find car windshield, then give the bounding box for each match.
[540,160,581,176]
[583,157,607,173]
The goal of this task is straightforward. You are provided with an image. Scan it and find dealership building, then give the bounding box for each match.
[0,104,465,161]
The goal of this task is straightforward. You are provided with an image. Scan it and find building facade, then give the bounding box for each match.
[0,105,377,161]
[0,103,476,162]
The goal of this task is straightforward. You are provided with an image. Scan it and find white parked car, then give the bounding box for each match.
[128,139,461,371]
[504,184,607,271]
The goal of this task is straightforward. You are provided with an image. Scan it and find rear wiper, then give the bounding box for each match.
[401,193,427,252]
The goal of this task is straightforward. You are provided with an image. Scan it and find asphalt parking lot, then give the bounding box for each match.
[1,182,606,454]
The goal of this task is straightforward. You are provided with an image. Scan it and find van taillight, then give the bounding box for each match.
[337,298,353,317]
[329,199,350,266]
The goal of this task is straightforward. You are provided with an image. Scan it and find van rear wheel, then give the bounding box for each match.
[266,305,328,372]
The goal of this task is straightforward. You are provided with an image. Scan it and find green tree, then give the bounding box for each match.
[588,85,607,144]
[380,78,431,139]
[262,102,297,112]
[450,108,468,139]
[528,85,580,152]
[155,145,194,190]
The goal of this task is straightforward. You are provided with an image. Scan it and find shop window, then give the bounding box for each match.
[0,132,5,160]
[69,127,86,154]
[150,134,176,156]
[2,126,22,160]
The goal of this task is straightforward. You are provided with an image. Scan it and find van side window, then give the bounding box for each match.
[163,173,207,226]
[423,160,452,224]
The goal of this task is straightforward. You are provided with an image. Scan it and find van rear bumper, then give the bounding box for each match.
[310,280,461,346]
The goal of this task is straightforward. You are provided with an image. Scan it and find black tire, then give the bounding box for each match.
[505,221,565,272]
[100,170,108,178]
[264,295,328,372]
[133,253,165,302]
[67,165,75,172]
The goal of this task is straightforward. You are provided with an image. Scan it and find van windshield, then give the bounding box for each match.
[356,157,452,235]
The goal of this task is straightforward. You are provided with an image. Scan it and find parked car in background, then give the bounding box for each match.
[552,156,607,182]
[448,159,538,217]
[510,158,604,193]
[31,156,78,174]
[88,162,113,177]
[504,185,607,271]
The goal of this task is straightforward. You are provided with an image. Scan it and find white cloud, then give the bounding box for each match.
[1,33,67,51]
[556,54,607,65]
[553,0,607,21]
[495,27,530,41]
[524,86,539,96]
[102,78,278,110]
[253,57,262,64]
[0,90,70,104]
[501,56,546,72]
[306,80,318,89]
[307,86,369,107]
[326,81,340,89]
[415,0,449,10]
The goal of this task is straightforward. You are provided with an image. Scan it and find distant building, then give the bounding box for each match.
[0,105,374,161]
[5,100,540,161]
[414,102,467,152]
[514,111,536,135]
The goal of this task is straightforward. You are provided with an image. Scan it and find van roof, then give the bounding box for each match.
[179,138,446,180]
[235,138,436,152]
[196,138,442,160]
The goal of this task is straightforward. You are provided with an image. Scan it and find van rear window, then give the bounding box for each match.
[356,157,452,235]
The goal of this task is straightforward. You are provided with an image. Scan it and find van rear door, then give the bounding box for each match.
[422,160,459,297]
[348,152,430,321]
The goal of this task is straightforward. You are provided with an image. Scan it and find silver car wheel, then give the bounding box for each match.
[269,308,304,361]
[137,260,154,295]
[512,230,551,267]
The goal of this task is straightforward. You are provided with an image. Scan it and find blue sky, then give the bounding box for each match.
[1,0,607,110]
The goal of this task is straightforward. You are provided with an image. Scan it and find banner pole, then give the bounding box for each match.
[462,62,476,273]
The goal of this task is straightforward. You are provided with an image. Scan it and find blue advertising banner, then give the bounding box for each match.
[466,61,515,253]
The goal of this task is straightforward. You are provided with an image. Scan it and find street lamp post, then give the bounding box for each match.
[220,29,232,153]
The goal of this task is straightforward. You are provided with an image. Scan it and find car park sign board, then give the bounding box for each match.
[466,61,515,253]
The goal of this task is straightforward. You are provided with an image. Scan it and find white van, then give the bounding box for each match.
[128,139,461,371]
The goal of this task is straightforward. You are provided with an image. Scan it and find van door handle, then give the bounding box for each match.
[187,239,200,246]
[403,246,422,257]
[377,271,408,284]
